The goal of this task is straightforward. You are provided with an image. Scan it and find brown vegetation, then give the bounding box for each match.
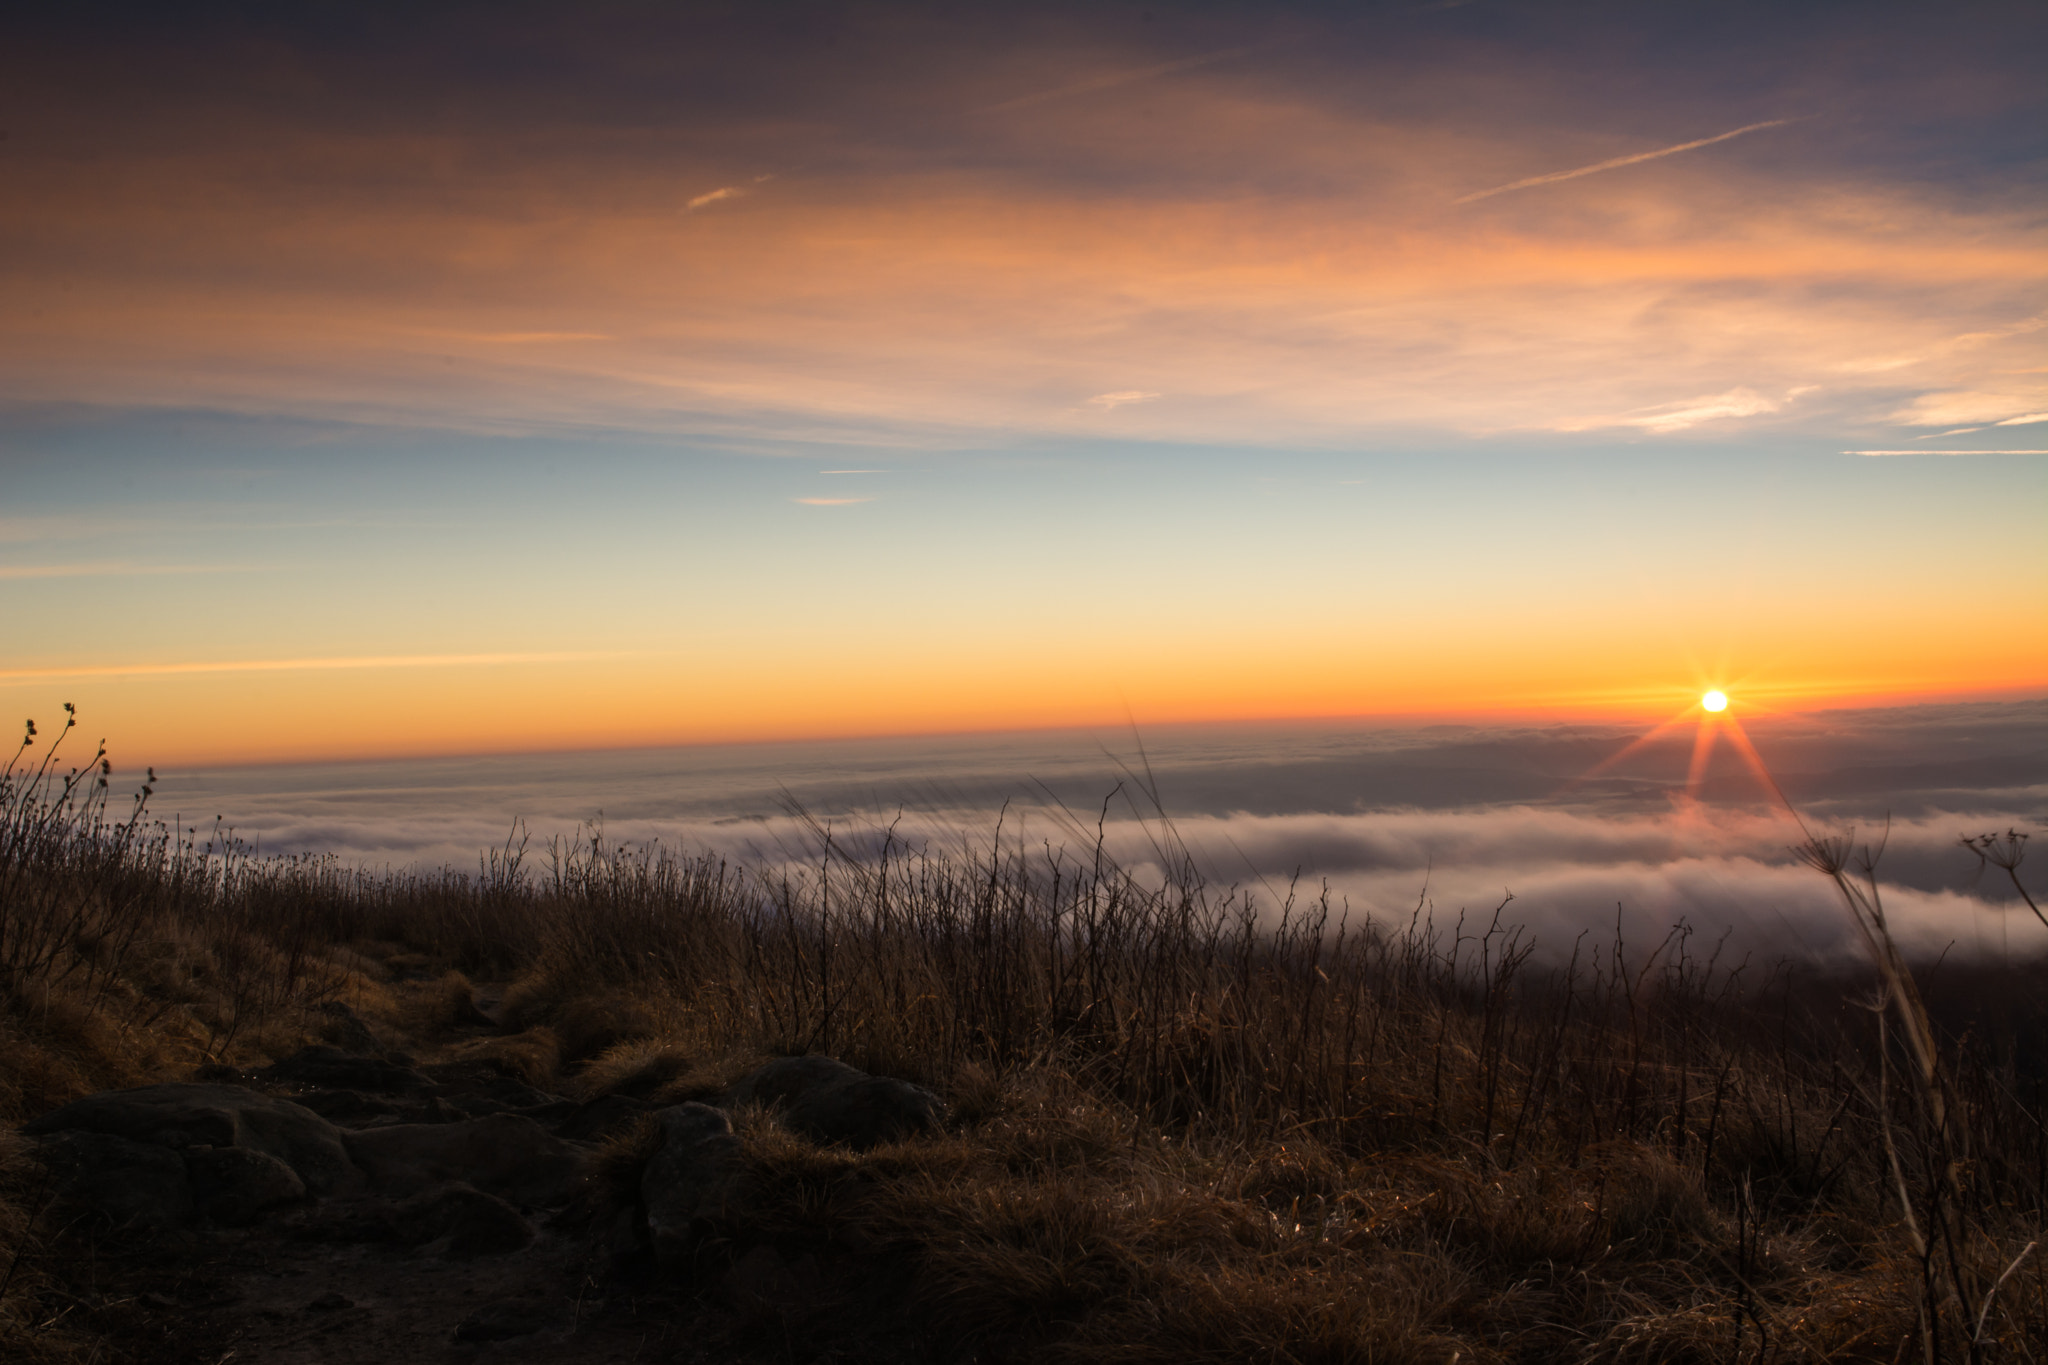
[3,714,2043,1362]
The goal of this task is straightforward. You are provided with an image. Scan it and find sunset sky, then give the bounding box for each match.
[4,0,2044,767]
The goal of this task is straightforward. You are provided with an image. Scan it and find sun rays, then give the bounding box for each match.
[1560,680,1810,828]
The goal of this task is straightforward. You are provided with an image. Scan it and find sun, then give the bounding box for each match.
[1701,690,1728,712]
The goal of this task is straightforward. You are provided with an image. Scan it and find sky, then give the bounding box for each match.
[2,0,2045,769]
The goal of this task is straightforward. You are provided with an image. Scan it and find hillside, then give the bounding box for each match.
[3,746,2043,1363]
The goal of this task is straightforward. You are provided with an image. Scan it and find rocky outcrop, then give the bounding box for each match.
[16,1043,947,1307]
[186,1143,308,1225]
[641,1102,745,1265]
[344,1112,582,1206]
[263,1044,434,1095]
[29,1130,196,1229]
[556,1092,652,1142]
[726,1055,946,1150]
[391,1182,536,1257]
[725,1054,866,1109]
[24,1082,358,1195]
[313,1000,384,1053]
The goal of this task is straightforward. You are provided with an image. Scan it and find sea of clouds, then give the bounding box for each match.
[163,699,2045,966]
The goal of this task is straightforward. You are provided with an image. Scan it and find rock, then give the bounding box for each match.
[452,1298,567,1342]
[391,1182,535,1257]
[343,1113,582,1206]
[729,1056,945,1150]
[31,1130,195,1229]
[592,1203,646,1269]
[263,1045,434,1095]
[289,1203,397,1245]
[555,1093,651,1142]
[451,991,500,1029]
[515,1099,582,1129]
[725,1055,865,1110]
[292,1089,406,1124]
[314,1001,383,1053]
[414,1096,470,1124]
[472,1075,565,1109]
[186,1144,307,1224]
[307,1292,354,1312]
[640,1102,744,1265]
[789,1074,946,1149]
[23,1083,358,1194]
[439,1074,569,1119]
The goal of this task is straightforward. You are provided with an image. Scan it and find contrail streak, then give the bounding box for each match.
[1456,118,1799,204]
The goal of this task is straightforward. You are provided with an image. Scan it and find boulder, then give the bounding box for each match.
[787,1075,946,1149]
[185,1144,307,1224]
[725,1055,865,1110]
[516,1099,582,1129]
[391,1182,534,1257]
[30,1130,194,1229]
[292,1089,406,1124]
[555,1093,652,1142]
[641,1102,744,1265]
[343,1112,582,1206]
[728,1056,945,1150]
[313,1001,384,1053]
[23,1083,358,1194]
[263,1045,434,1095]
[458,1075,565,1112]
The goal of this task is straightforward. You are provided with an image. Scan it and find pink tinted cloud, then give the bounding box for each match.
[1,51,2040,445]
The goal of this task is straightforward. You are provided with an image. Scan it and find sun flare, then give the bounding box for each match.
[1702,690,1728,712]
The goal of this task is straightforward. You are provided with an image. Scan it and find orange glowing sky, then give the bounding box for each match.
[2,2,2043,766]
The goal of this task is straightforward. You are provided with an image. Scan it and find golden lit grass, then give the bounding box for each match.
[610,1068,1959,1363]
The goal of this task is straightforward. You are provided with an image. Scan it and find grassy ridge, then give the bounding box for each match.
[2,719,2043,1362]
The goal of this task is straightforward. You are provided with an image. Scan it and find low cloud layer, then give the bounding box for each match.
[170,699,2045,966]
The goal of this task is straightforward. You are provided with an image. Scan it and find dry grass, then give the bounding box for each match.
[3,718,2043,1362]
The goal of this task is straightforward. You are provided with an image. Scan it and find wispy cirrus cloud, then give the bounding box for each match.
[1556,386,1798,433]
[1086,390,1161,411]
[1889,389,2048,427]
[1455,118,1800,204]
[686,175,774,213]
